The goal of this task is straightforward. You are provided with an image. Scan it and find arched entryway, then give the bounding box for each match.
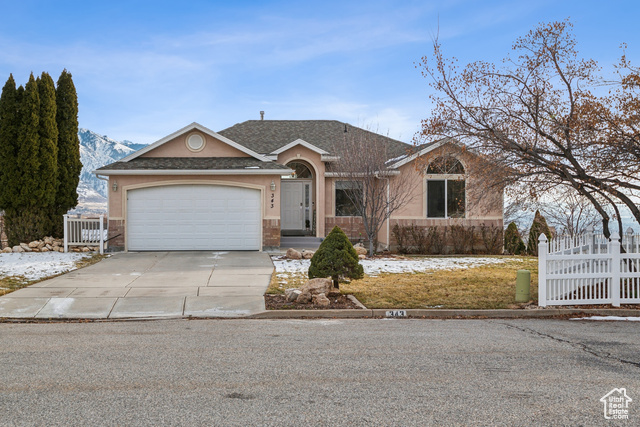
[281,161,314,236]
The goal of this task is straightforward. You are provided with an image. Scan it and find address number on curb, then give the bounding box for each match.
[386,310,407,318]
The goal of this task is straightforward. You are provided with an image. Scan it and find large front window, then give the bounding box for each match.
[335,181,362,217]
[426,157,465,218]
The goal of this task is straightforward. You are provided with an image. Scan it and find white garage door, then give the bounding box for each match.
[127,185,261,251]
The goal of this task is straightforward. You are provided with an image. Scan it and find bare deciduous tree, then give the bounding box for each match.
[328,125,415,256]
[417,19,640,238]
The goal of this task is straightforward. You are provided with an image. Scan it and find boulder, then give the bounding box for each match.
[295,290,312,304]
[286,248,302,259]
[12,245,24,253]
[40,247,49,252]
[28,241,40,248]
[353,243,367,256]
[327,287,341,298]
[301,249,315,259]
[312,293,331,307]
[1,247,12,253]
[20,243,32,252]
[300,278,332,296]
[358,254,366,260]
[285,288,302,302]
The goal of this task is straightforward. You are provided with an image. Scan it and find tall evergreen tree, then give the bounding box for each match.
[4,74,50,244]
[52,70,81,236]
[0,75,19,212]
[37,72,58,207]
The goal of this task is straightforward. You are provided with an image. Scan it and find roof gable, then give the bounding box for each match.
[270,138,329,156]
[120,122,271,163]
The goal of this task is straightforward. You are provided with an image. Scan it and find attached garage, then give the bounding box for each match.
[127,185,261,251]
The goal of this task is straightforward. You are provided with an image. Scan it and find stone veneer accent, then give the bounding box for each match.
[263,219,280,248]
[325,217,366,242]
[107,219,125,251]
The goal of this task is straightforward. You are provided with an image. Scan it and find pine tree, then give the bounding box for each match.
[527,210,552,256]
[52,70,81,236]
[504,222,526,255]
[308,226,364,289]
[0,75,19,212]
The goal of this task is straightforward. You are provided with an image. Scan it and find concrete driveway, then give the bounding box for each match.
[0,251,273,319]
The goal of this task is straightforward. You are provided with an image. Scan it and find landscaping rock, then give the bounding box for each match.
[295,290,312,304]
[82,247,91,252]
[285,288,302,302]
[44,236,54,245]
[28,241,39,248]
[327,287,341,298]
[40,247,49,252]
[301,249,315,259]
[286,248,302,259]
[358,254,366,260]
[2,247,12,253]
[12,245,24,253]
[313,293,331,307]
[37,241,46,250]
[353,243,367,256]
[300,278,332,296]
[20,243,32,252]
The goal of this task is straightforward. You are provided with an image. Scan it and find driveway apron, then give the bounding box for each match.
[0,251,273,319]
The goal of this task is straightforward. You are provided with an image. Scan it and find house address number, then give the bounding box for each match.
[270,193,275,208]
[386,310,407,318]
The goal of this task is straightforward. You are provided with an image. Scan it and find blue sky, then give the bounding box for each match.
[0,0,638,144]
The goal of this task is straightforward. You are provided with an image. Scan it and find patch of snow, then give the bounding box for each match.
[0,253,92,281]
[272,256,510,275]
[571,316,640,321]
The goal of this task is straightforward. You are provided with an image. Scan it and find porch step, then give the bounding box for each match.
[280,236,323,250]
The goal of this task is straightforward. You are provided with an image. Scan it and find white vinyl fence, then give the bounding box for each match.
[538,230,640,307]
[63,214,106,254]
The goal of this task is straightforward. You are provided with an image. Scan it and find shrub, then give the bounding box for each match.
[392,224,410,254]
[409,224,429,254]
[504,222,526,255]
[309,226,364,289]
[480,224,504,254]
[527,210,552,256]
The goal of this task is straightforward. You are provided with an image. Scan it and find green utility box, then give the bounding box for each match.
[515,270,531,303]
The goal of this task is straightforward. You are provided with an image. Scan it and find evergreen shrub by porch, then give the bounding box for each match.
[308,226,363,289]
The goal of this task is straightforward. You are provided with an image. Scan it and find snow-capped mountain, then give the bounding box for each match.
[74,129,146,214]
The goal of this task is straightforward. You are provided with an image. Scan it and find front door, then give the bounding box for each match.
[281,181,312,232]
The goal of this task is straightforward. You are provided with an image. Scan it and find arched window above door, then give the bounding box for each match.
[284,162,313,179]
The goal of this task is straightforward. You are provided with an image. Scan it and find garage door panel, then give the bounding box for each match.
[127,185,261,251]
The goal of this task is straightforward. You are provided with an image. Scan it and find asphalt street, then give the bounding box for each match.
[1,319,638,426]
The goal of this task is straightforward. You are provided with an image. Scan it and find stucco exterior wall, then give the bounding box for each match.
[141,131,250,158]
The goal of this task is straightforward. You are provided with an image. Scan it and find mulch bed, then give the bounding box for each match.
[265,294,362,310]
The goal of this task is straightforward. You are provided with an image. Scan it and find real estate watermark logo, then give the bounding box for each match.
[600,388,632,420]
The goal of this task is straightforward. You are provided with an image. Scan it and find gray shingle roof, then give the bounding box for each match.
[96,157,291,171]
[218,120,412,158]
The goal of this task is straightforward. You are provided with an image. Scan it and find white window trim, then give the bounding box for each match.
[425,174,466,219]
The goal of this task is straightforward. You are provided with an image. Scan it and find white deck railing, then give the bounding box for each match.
[63,214,106,254]
[538,231,640,307]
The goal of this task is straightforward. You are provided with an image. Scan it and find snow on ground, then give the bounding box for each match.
[571,316,640,321]
[272,256,512,276]
[0,252,93,281]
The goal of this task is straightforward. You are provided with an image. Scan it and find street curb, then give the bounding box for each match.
[248,308,640,319]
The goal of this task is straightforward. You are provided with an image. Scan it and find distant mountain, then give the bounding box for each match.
[72,129,146,214]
